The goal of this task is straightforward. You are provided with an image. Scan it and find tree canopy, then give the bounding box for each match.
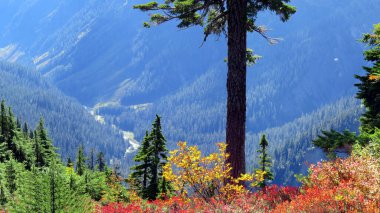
[355,23,380,134]
[134,0,295,42]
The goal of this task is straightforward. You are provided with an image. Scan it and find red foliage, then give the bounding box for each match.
[99,185,299,213]
[98,202,142,213]
[99,156,380,212]
[274,156,380,212]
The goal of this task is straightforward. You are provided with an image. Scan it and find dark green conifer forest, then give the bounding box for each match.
[0,100,128,211]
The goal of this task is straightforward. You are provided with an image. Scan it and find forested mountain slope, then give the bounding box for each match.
[0,62,127,162]
[0,0,377,125]
[247,96,362,185]
[0,0,378,183]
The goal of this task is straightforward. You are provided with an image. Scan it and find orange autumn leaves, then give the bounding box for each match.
[369,74,380,81]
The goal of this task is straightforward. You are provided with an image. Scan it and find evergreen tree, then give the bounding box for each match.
[0,101,12,161]
[6,108,16,156]
[355,23,380,134]
[134,0,296,179]
[76,145,86,176]
[47,162,92,213]
[27,167,50,212]
[314,24,380,155]
[0,184,6,208]
[147,115,168,200]
[256,135,273,188]
[33,118,55,167]
[313,129,358,159]
[96,151,106,172]
[0,138,8,163]
[0,101,96,211]
[112,161,122,178]
[5,159,17,195]
[0,100,7,141]
[16,118,21,130]
[33,131,44,167]
[36,118,55,157]
[129,131,152,199]
[67,157,73,168]
[128,116,170,200]
[49,163,58,213]
[88,148,95,171]
[69,174,75,191]
[22,122,28,138]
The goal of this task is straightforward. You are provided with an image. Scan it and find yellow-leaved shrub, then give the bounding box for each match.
[163,141,265,203]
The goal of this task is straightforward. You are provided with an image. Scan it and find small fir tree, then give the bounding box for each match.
[147,115,169,200]
[96,151,106,172]
[6,108,16,156]
[33,132,44,167]
[5,159,17,195]
[34,118,55,167]
[22,122,28,138]
[129,131,152,199]
[256,135,273,188]
[88,148,95,171]
[128,115,170,200]
[0,100,7,141]
[0,184,6,208]
[67,157,73,168]
[76,145,86,176]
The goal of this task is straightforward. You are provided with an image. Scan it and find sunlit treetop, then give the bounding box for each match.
[134,0,296,42]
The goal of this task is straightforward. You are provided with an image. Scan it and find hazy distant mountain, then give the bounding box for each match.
[0,0,378,183]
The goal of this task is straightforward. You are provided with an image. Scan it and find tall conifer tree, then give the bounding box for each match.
[134,0,296,178]
[147,115,168,200]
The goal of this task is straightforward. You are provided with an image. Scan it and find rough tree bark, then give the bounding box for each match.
[226,0,247,179]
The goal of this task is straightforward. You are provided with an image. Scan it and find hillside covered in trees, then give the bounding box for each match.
[0,62,128,165]
[0,0,379,212]
[0,100,130,211]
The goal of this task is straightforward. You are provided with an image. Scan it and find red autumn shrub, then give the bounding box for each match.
[99,185,299,213]
[100,156,379,212]
[274,156,380,212]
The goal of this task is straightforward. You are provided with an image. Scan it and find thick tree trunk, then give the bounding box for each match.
[226,0,247,179]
